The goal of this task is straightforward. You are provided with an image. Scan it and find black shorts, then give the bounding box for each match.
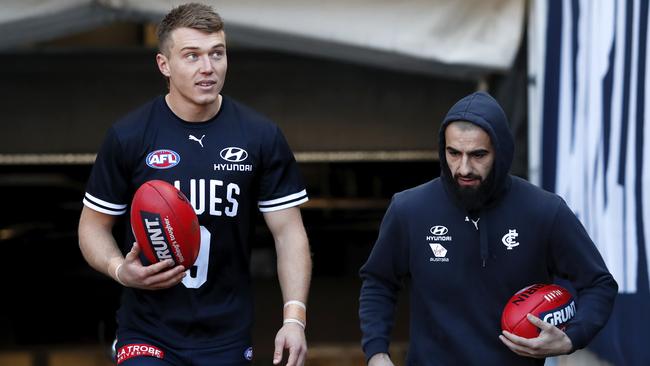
[115,331,253,366]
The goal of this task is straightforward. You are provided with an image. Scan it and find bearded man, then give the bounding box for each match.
[358,91,617,366]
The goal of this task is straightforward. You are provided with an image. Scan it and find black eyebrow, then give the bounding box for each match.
[446,146,489,155]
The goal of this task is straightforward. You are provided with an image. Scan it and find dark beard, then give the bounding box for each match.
[450,171,494,214]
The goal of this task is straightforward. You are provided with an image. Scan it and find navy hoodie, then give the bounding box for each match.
[359,92,617,365]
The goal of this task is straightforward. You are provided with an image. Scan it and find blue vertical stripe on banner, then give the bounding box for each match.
[618,0,634,185]
[541,1,563,192]
[635,0,648,292]
[571,0,580,146]
[601,6,616,206]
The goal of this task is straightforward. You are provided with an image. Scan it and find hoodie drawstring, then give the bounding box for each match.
[467,214,489,267]
[479,215,489,267]
[480,226,488,267]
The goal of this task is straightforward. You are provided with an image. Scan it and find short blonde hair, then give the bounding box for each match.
[157,3,224,55]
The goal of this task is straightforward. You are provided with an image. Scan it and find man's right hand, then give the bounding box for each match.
[368,353,394,366]
[113,242,186,289]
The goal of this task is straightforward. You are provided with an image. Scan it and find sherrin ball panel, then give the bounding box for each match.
[130,180,200,269]
[501,283,576,338]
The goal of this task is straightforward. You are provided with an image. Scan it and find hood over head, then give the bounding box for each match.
[438,91,514,210]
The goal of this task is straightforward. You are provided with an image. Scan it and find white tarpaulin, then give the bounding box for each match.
[0,0,524,78]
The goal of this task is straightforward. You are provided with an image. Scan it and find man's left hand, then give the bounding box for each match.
[273,323,307,366]
[499,313,573,358]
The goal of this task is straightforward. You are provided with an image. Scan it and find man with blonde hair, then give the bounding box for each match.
[79,3,310,365]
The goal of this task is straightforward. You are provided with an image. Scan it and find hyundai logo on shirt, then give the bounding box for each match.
[430,226,448,236]
[220,147,248,162]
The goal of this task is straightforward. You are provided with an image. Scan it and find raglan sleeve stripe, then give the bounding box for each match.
[83,192,127,215]
[258,189,308,212]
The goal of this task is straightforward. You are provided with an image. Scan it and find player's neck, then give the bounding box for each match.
[165,93,222,122]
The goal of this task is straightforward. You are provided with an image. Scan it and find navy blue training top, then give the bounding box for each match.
[359,92,617,365]
[84,95,307,347]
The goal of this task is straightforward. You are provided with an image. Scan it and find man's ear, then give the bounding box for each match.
[156,53,171,77]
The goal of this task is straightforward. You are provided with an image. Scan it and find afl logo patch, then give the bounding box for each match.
[220,147,248,162]
[146,149,180,169]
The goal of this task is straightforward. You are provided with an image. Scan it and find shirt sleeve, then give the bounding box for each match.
[358,195,410,361]
[548,199,618,350]
[257,125,308,212]
[82,127,131,215]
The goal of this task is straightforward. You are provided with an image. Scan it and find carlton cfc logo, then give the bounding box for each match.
[146,149,180,169]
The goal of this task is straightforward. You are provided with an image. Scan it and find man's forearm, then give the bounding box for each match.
[78,206,123,282]
[265,207,312,303]
[276,236,311,303]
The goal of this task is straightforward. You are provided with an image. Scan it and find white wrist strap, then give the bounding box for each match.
[283,301,306,329]
[283,318,306,329]
[283,300,306,310]
[114,263,126,286]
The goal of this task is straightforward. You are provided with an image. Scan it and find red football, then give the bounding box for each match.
[130,180,200,269]
[501,283,576,338]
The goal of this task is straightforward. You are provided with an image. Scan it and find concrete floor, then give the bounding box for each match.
[0,345,614,366]
[0,276,614,366]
